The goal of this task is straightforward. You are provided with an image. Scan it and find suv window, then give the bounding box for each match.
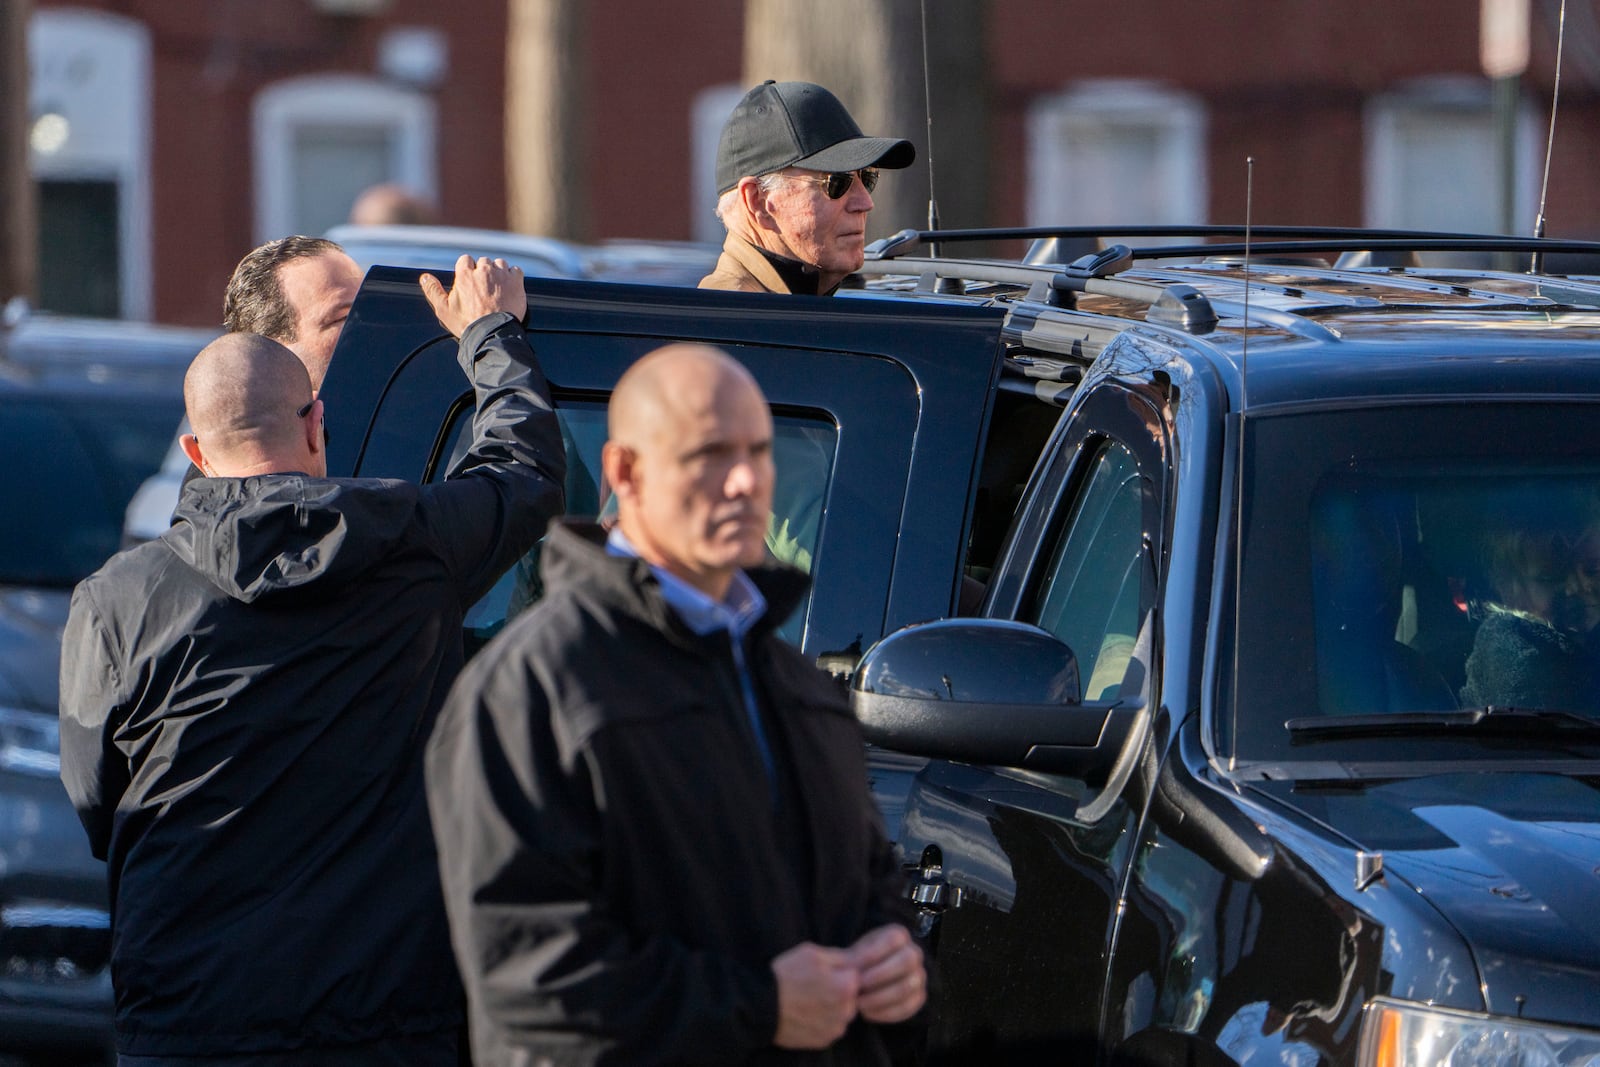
[1026,438,1147,701]
[437,398,839,649]
[1231,401,1600,763]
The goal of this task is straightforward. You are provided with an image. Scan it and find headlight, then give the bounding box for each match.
[0,706,61,778]
[1361,998,1600,1067]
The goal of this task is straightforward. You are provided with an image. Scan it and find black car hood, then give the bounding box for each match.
[0,585,69,709]
[1264,771,1600,1025]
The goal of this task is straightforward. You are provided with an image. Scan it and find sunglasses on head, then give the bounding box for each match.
[790,168,880,199]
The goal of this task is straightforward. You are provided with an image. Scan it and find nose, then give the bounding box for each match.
[846,176,874,212]
[725,457,758,498]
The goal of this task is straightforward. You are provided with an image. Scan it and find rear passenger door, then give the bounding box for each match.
[322,273,1008,662]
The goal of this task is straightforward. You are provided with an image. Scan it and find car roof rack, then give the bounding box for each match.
[866,224,1600,263]
[860,225,1600,335]
[857,243,1221,334]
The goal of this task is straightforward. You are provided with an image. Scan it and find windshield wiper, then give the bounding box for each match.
[1286,706,1600,742]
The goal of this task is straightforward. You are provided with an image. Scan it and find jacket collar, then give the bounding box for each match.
[603,526,768,638]
[750,245,835,296]
[542,520,810,647]
[720,234,794,293]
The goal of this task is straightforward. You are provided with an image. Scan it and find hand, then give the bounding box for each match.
[420,254,527,338]
[848,924,926,1025]
[770,942,859,1050]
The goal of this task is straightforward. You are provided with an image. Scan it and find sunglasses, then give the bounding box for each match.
[790,168,880,200]
[297,398,331,446]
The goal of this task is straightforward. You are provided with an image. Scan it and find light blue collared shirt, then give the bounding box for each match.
[606,529,775,785]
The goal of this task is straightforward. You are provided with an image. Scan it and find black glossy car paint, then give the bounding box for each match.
[323,272,1012,656]
[320,251,1600,1066]
[870,283,1600,1062]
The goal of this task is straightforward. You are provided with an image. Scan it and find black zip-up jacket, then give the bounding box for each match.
[58,312,565,1061]
[425,522,910,1066]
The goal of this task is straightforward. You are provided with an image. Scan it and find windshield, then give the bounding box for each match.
[0,390,182,586]
[1227,401,1600,766]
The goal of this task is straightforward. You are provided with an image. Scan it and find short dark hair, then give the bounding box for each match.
[222,236,344,343]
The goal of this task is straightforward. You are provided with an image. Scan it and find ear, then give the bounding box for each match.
[179,433,207,474]
[738,177,778,231]
[304,398,324,458]
[601,440,639,502]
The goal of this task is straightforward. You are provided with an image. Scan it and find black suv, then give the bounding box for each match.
[323,228,1600,1066]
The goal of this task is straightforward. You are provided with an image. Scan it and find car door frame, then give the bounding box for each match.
[320,271,1011,661]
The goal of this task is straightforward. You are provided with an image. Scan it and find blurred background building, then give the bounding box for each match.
[5,0,1600,326]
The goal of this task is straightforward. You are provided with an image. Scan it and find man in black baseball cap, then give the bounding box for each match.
[700,80,915,296]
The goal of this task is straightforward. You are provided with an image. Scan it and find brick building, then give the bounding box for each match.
[25,0,1600,326]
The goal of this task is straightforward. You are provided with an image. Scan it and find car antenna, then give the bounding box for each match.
[1530,0,1568,275]
[1229,155,1255,773]
[919,0,941,258]
[1242,156,1253,395]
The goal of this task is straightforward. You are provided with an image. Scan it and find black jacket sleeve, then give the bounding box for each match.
[420,311,567,606]
[425,641,779,1065]
[58,579,132,860]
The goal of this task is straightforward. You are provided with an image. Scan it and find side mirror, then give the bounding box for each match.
[851,618,1138,781]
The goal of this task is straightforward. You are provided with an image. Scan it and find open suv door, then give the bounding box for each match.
[320,272,1025,667]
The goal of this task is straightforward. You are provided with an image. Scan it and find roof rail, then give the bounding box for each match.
[865,226,1600,265]
[857,244,1220,334]
[1121,236,1600,262]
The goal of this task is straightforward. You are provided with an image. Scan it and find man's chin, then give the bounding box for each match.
[720,535,769,571]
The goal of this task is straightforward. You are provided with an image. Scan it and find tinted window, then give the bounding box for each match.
[0,391,182,585]
[1025,438,1148,702]
[1231,402,1600,762]
[439,400,838,651]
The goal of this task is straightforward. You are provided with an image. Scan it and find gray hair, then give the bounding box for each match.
[713,173,789,229]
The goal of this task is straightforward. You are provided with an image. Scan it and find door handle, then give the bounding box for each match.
[904,846,964,913]
[903,846,962,945]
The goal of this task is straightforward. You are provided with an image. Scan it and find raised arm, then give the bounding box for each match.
[416,255,566,603]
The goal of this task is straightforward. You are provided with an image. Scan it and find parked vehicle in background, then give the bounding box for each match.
[323,223,719,287]
[0,306,212,1064]
[324,223,592,279]
[319,226,1600,1064]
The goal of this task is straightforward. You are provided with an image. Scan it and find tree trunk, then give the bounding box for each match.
[743,0,988,242]
[505,0,588,239]
[0,0,36,307]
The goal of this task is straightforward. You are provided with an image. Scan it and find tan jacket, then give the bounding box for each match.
[697,234,793,293]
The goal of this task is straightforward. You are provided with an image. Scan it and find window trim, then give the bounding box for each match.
[27,9,152,319]
[1363,76,1538,231]
[252,74,437,244]
[1024,79,1208,228]
[989,382,1172,706]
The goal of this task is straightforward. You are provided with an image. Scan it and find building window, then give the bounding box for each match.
[253,76,436,243]
[690,84,744,245]
[1365,77,1536,233]
[1025,80,1207,229]
[28,8,151,319]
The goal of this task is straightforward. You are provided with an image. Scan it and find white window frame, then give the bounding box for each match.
[1365,76,1538,232]
[28,8,152,320]
[252,75,436,244]
[1025,80,1207,228]
[690,83,745,245]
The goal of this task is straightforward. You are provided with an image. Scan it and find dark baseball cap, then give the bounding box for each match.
[715,80,916,195]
